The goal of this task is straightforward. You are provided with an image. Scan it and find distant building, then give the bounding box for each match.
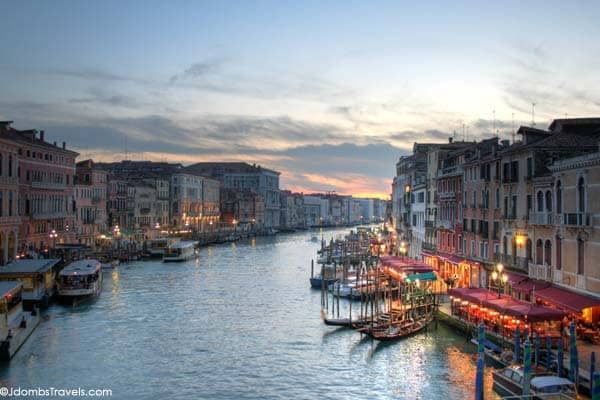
[0,126,21,264]
[0,123,78,252]
[280,190,305,230]
[185,163,280,228]
[74,160,107,249]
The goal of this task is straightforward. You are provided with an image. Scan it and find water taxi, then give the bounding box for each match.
[149,237,180,258]
[57,259,102,301]
[492,364,577,399]
[163,241,199,262]
[0,281,40,361]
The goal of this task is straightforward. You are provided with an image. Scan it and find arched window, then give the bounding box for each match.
[556,236,562,270]
[8,155,12,177]
[556,180,562,214]
[0,154,3,176]
[545,191,552,212]
[578,177,585,212]
[536,239,543,265]
[8,191,13,217]
[577,238,585,275]
[544,239,552,266]
[537,191,544,212]
[526,239,533,262]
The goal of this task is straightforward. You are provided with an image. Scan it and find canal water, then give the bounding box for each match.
[0,228,500,399]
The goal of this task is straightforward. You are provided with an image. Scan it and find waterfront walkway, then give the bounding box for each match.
[437,298,598,393]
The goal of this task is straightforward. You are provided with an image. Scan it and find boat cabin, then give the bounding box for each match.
[0,281,25,333]
[149,237,180,257]
[0,259,61,309]
[0,281,41,361]
[58,259,102,298]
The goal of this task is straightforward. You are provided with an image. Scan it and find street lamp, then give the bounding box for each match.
[49,229,57,257]
[399,240,407,260]
[490,263,508,298]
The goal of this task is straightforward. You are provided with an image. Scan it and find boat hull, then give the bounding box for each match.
[310,277,338,288]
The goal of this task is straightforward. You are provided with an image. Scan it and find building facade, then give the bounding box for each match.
[74,160,107,248]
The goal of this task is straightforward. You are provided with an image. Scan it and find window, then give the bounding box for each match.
[526,157,533,178]
[577,239,584,275]
[495,188,499,208]
[511,196,517,219]
[537,191,544,212]
[526,195,532,218]
[503,163,510,182]
[8,155,12,177]
[556,180,562,214]
[0,191,2,216]
[536,239,543,265]
[510,161,519,182]
[8,191,13,217]
[556,236,562,270]
[578,177,585,212]
[545,191,552,212]
[544,240,552,266]
[526,239,532,262]
[504,197,508,218]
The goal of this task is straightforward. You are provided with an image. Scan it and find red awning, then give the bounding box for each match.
[440,254,465,264]
[535,286,600,313]
[512,279,551,293]
[449,287,568,322]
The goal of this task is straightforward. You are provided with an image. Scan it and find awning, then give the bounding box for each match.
[405,272,437,282]
[535,286,600,313]
[441,255,465,264]
[512,279,551,293]
[449,287,568,322]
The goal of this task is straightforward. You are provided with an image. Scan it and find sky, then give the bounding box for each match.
[1,1,600,199]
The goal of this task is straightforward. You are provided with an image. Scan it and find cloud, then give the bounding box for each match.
[169,59,227,84]
[68,87,140,108]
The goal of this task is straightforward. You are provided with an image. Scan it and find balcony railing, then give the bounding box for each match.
[31,211,70,220]
[528,262,552,282]
[31,181,66,190]
[558,213,592,227]
[529,211,554,226]
[422,242,437,252]
[576,275,587,290]
[438,192,456,200]
[438,220,455,230]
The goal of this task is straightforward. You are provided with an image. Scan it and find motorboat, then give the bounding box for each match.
[163,241,199,262]
[57,259,102,301]
[492,364,576,399]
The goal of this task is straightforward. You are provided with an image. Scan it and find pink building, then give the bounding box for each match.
[75,160,108,248]
[0,123,78,252]
[0,122,21,264]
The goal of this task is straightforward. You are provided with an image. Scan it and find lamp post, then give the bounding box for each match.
[490,263,508,298]
[399,240,407,260]
[49,229,57,257]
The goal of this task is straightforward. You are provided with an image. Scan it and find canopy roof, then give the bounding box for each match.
[448,287,568,322]
[535,286,600,313]
[405,271,437,282]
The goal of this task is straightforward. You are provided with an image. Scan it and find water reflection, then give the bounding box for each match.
[0,229,500,399]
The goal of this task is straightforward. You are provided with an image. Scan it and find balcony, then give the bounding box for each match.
[576,275,588,291]
[438,192,456,200]
[438,220,455,230]
[0,176,18,185]
[422,242,437,252]
[425,220,435,228]
[31,211,70,220]
[31,181,66,190]
[529,211,554,226]
[528,262,552,282]
[558,213,592,227]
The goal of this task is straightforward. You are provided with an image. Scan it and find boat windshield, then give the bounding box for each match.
[533,384,576,394]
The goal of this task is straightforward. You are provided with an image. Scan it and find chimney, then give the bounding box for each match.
[62,141,66,149]
[449,137,453,143]
[40,130,45,141]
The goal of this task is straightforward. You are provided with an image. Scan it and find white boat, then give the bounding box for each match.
[492,364,577,400]
[163,241,199,262]
[57,259,102,300]
[149,237,180,257]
